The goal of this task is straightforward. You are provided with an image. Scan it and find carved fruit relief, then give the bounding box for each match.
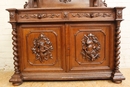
[81,33,101,61]
[32,33,53,63]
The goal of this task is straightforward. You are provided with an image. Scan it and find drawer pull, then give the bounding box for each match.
[37,14,42,19]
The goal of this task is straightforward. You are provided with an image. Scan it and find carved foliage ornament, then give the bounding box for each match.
[20,13,60,19]
[60,0,71,3]
[72,12,112,18]
[32,33,53,63]
[81,33,101,61]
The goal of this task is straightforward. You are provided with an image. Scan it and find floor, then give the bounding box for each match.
[0,68,130,87]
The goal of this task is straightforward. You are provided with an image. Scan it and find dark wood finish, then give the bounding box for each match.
[7,0,125,86]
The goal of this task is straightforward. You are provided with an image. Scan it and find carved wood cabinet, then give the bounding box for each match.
[7,0,125,86]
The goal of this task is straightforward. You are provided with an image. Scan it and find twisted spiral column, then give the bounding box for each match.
[115,21,121,73]
[9,23,23,86]
[112,20,125,83]
[12,28,20,74]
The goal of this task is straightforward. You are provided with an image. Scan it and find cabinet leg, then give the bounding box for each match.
[9,73,23,86]
[112,70,125,84]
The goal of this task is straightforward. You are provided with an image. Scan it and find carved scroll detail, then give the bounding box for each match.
[81,33,101,61]
[72,12,112,18]
[32,33,53,63]
[60,0,71,3]
[20,13,60,19]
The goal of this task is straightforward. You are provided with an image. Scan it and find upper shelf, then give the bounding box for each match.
[24,0,107,8]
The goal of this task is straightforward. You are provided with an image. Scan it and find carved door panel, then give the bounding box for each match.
[19,24,65,72]
[68,23,115,72]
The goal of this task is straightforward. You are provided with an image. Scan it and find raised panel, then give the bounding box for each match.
[19,24,65,72]
[68,23,114,71]
[26,30,58,66]
[75,29,106,65]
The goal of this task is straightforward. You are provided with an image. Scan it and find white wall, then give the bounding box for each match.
[0,0,130,70]
[106,0,130,68]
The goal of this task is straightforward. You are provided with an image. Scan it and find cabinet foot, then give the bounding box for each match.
[112,70,125,84]
[9,73,23,86]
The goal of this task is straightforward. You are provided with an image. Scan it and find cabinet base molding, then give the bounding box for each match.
[112,71,125,84]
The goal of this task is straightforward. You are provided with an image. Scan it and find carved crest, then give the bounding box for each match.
[81,33,101,61]
[32,33,53,63]
[59,0,71,3]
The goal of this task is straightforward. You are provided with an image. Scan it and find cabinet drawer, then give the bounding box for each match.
[17,9,115,22]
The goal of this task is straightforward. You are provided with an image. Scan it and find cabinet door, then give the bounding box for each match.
[68,23,114,72]
[18,24,65,72]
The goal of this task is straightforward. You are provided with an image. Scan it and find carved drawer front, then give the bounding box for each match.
[17,9,114,22]
[19,24,65,72]
[68,23,114,72]
[69,11,114,21]
[18,11,63,22]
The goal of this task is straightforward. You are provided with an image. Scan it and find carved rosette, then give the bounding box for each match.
[81,33,101,61]
[60,0,71,3]
[10,12,15,19]
[32,33,53,63]
[116,10,122,19]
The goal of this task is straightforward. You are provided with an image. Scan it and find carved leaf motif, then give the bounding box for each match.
[72,13,112,18]
[81,33,101,61]
[20,13,60,19]
[32,33,53,63]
